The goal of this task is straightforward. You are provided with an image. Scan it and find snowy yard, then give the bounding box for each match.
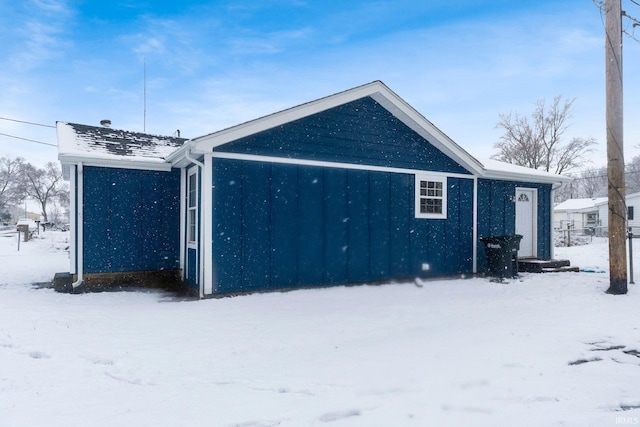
[1,229,640,426]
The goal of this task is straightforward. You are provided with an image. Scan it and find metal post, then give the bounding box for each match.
[629,227,635,284]
[17,228,20,251]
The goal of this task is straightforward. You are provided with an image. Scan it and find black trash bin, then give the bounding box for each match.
[480,235,523,278]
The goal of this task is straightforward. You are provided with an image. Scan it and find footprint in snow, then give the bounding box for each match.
[29,351,51,359]
[318,410,361,422]
[88,356,114,366]
[228,421,281,427]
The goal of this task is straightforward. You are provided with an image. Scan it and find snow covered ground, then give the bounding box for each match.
[1,228,639,426]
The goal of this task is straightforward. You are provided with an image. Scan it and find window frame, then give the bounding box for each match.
[415,174,447,219]
[187,167,198,247]
[629,205,635,221]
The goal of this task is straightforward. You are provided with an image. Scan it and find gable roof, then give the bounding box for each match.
[169,80,570,184]
[57,122,187,171]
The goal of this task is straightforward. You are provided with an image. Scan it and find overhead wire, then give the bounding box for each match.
[0,115,57,147]
[0,116,55,128]
[0,132,57,147]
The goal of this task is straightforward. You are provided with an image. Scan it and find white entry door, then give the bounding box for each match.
[515,188,537,258]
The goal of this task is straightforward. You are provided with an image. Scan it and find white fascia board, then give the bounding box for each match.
[191,81,400,153]
[189,80,569,186]
[57,155,173,172]
[190,81,485,176]
[368,90,485,176]
[479,169,572,185]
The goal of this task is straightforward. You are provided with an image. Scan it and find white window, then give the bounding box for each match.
[187,168,198,245]
[415,175,447,219]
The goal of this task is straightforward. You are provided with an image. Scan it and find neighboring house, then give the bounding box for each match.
[554,192,640,236]
[626,192,640,231]
[553,197,607,234]
[58,81,571,297]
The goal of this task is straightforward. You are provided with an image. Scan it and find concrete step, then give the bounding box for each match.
[541,266,581,273]
[518,259,576,273]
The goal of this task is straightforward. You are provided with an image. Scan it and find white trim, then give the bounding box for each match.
[69,164,77,275]
[180,80,568,186]
[72,162,84,288]
[186,166,199,250]
[212,151,473,180]
[369,91,483,175]
[186,166,199,291]
[550,187,555,260]
[191,82,394,152]
[480,168,570,185]
[179,167,186,280]
[58,156,172,172]
[202,153,213,296]
[472,177,478,273]
[516,187,538,258]
[414,174,447,219]
[188,82,485,178]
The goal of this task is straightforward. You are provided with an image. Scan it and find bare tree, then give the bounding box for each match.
[22,162,67,222]
[626,155,640,194]
[580,166,608,198]
[492,96,597,174]
[0,156,26,210]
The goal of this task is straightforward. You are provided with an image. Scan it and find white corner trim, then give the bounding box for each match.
[202,153,213,296]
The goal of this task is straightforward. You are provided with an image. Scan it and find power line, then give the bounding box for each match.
[0,132,57,147]
[0,116,55,129]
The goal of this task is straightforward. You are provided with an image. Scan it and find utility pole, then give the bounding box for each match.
[605,0,628,294]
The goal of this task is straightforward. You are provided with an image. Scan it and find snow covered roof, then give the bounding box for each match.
[57,122,187,171]
[478,158,573,184]
[554,197,607,212]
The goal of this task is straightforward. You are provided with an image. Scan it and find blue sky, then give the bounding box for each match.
[1,0,640,171]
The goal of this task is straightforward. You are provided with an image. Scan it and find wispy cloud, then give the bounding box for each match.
[9,0,72,70]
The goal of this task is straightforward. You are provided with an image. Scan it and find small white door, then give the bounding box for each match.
[515,188,536,258]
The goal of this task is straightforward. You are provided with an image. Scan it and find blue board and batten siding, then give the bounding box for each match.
[208,96,476,294]
[82,166,181,274]
[211,159,475,294]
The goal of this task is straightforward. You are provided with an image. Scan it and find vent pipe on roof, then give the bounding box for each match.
[100,119,111,128]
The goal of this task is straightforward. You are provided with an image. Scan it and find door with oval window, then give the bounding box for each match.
[515,188,537,258]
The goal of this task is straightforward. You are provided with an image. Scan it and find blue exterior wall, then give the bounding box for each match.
[476,178,553,272]
[217,96,472,175]
[210,159,475,294]
[82,166,181,274]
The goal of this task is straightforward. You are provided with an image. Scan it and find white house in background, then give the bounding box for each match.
[596,191,640,232]
[554,192,640,235]
[553,197,607,234]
